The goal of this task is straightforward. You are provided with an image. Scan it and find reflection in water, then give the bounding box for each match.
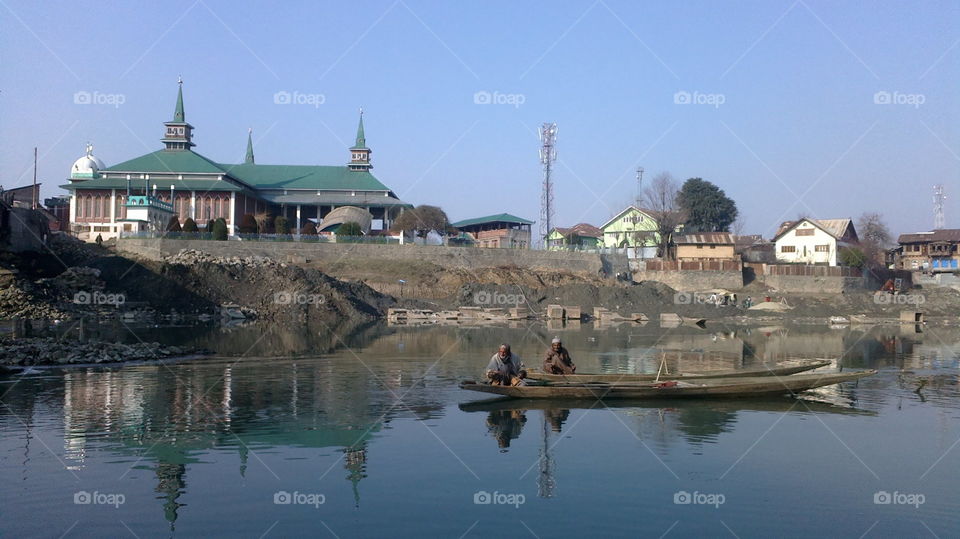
[0,321,958,537]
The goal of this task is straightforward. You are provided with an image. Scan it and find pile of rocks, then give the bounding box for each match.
[164,249,286,269]
[0,284,68,320]
[0,337,205,367]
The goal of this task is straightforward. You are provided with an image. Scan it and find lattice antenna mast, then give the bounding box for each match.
[539,123,557,248]
[635,167,644,207]
[933,184,946,230]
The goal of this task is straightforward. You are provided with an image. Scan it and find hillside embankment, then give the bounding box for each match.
[1,236,959,327]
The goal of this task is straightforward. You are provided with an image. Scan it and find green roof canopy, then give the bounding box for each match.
[451,213,534,228]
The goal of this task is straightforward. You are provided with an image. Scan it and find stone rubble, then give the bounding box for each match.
[0,337,206,367]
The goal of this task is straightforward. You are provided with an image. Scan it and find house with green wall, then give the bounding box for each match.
[546,223,602,250]
[600,206,660,248]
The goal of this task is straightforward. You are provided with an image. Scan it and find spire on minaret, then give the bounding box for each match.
[245,128,255,164]
[163,77,195,151]
[348,108,372,171]
[174,76,185,122]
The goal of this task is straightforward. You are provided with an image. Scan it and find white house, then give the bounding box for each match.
[773,218,859,266]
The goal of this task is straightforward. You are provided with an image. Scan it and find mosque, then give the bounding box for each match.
[62,80,410,240]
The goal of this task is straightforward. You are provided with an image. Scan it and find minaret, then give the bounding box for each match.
[162,77,195,151]
[244,128,255,164]
[347,108,372,172]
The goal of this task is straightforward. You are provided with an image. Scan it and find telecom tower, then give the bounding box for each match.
[539,123,557,248]
[934,184,946,230]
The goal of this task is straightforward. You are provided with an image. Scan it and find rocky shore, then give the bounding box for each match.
[0,337,209,368]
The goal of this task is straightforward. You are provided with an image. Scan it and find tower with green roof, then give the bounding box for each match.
[162,77,195,151]
[347,109,372,171]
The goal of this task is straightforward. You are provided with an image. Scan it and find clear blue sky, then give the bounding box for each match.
[1,0,957,237]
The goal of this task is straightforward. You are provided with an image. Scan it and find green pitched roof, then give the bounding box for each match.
[219,163,390,191]
[451,213,534,228]
[105,150,227,174]
[62,177,244,192]
[102,149,391,192]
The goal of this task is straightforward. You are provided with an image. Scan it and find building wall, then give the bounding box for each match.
[774,221,838,265]
[602,209,659,248]
[676,244,736,260]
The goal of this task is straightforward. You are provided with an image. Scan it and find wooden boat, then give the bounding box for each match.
[526,359,832,383]
[459,370,876,399]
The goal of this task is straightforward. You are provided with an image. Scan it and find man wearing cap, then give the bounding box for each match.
[486,344,527,386]
[543,337,576,375]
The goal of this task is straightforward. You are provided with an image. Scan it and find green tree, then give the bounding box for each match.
[393,205,450,239]
[839,246,867,268]
[238,213,258,234]
[677,178,739,232]
[212,218,228,241]
[166,215,181,232]
[275,216,291,234]
[338,221,363,236]
[182,217,199,232]
[300,221,317,235]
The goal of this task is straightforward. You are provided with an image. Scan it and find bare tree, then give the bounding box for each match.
[643,172,685,259]
[857,212,891,267]
[730,215,746,237]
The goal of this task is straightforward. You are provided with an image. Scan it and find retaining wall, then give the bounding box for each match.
[117,238,620,275]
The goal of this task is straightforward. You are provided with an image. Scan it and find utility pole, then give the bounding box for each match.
[32,147,38,209]
[539,123,557,249]
[635,167,644,207]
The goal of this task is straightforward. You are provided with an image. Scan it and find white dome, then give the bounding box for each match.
[70,144,106,179]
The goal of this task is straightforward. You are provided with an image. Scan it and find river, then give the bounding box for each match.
[1,320,958,538]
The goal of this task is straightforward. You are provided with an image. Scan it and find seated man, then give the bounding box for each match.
[486,344,527,386]
[543,337,576,375]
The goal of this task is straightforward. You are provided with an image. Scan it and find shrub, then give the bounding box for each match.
[166,215,181,232]
[212,218,228,241]
[338,221,363,236]
[182,217,199,232]
[838,247,867,268]
[239,213,258,234]
[206,219,216,232]
[275,216,291,235]
[300,221,317,235]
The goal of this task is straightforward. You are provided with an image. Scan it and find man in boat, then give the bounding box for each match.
[542,337,576,375]
[486,344,527,386]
